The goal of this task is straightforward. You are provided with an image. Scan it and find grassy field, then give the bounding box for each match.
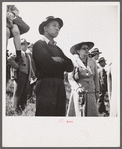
[6,79,109,116]
[6,79,71,116]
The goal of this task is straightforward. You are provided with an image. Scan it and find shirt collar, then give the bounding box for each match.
[41,35,57,45]
[21,50,27,56]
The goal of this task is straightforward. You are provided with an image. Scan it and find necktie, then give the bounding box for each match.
[25,53,30,72]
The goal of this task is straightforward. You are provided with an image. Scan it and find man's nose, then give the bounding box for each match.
[56,27,60,31]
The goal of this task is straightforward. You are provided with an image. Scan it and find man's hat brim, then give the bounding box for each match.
[21,39,30,45]
[70,42,94,55]
[98,60,107,63]
[90,51,102,55]
[28,43,34,48]
[39,17,63,35]
[21,42,30,45]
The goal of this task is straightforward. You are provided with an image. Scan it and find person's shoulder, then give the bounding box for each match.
[33,40,47,54]
[34,39,46,45]
[26,49,32,55]
[33,40,47,48]
[55,45,63,53]
[88,57,96,63]
[97,66,102,73]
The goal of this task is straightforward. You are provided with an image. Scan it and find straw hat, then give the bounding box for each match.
[70,42,94,55]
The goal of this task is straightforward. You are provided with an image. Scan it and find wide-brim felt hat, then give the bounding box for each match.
[39,16,63,35]
[89,48,102,55]
[70,42,94,55]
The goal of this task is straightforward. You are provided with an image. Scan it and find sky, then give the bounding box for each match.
[4,2,120,65]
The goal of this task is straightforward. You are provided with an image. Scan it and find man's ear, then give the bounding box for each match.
[77,50,80,55]
[43,26,47,33]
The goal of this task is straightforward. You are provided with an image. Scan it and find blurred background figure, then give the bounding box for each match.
[26,43,37,103]
[6,50,11,84]
[97,57,109,116]
[7,38,33,113]
[107,61,118,117]
[6,5,30,64]
[89,48,102,61]
[26,43,34,55]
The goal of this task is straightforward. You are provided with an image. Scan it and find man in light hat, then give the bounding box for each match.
[89,48,102,60]
[97,57,109,116]
[8,38,33,112]
[27,43,34,55]
[33,16,73,116]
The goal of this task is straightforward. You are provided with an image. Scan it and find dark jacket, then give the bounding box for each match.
[33,40,73,80]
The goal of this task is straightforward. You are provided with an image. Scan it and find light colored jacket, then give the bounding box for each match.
[68,55,99,93]
[67,55,99,117]
[68,54,99,92]
[7,52,33,81]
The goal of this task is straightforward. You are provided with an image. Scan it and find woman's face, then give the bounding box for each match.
[77,44,89,58]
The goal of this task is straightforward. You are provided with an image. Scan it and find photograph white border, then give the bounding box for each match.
[2,2,120,147]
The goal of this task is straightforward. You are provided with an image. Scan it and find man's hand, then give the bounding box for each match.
[52,56,64,63]
[76,87,85,94]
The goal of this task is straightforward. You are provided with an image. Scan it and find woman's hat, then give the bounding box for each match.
[70,42,94,55]
[89,48,102,55]
[39,16,63,35]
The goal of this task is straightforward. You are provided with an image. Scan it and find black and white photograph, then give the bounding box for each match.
[2,1,120,147]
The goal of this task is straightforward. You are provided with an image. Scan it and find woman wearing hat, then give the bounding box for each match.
[67,42,99,116]
[33,16,73,116]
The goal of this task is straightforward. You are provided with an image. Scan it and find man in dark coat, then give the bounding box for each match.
[33,16,73,116]
[98,57,109,116]
[8,39,32,112]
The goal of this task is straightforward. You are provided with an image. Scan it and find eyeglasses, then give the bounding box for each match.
[81,48,89,50]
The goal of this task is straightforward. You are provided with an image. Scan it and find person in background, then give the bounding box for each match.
[89,48,102,61]
[6,5,30,64]
[97,57,109,116]
[26,43,34,56]
[67,41,99,117]
[26,43,37,103]
[6,50,11,84]
[33,16,73,116]
[107,61,118,117]
[7,39,33,113]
